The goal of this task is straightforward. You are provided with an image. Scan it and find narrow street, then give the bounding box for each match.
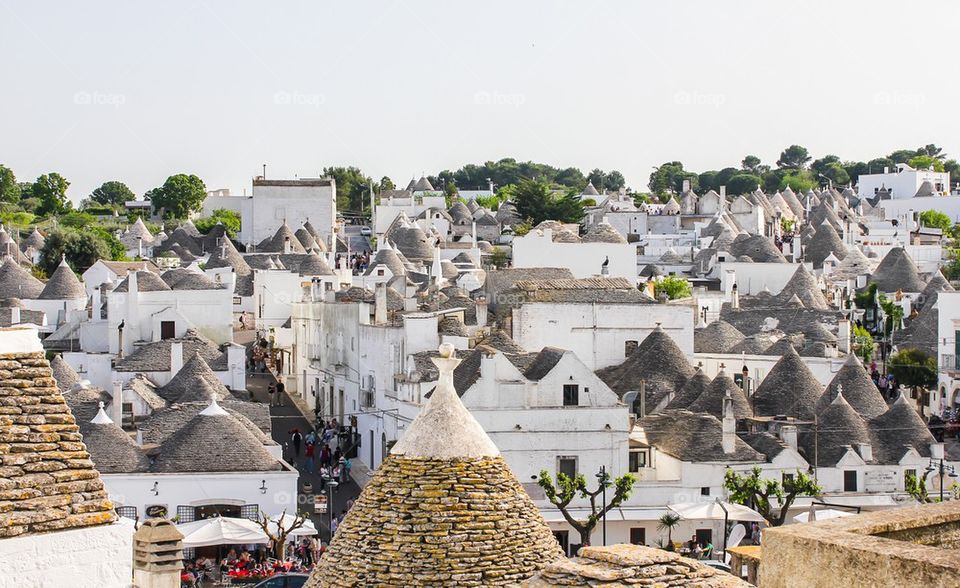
[245,368,362,543]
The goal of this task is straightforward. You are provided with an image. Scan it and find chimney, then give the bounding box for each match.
[719,185,726,199]
[722,391,736,454]
[133,518,184,588]
[283,236,291,254]
[9,306,20,325]
[170,341,184,378]
[780,425,798,451]
[475,296,488,328]
[883,166,889,174]
[480,348,496,382]
[137,236,143,258]
[837,318,851,354]
[856,442,873,462]
[129,270,139,295]
[732,283,740,309]
[374,282,387,325]
[111,381,123,427]
[682,179,691,192]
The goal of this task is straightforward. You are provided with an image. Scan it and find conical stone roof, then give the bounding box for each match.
[390,224,434,261]
[752,347,822,420]
[666,367,711,410]
[921,270,954,307]
[159,354,230,404]
[869,393,936,464]
[363,245,406,277]
[596,325,694,411]
[816,354,888,419]
[38,258,86,300]
[687,370,753,419]
[804,222,847,269]
[777,264,829,310]
[50,354,81,392]
[294,227,317,250]
[82,405,150,473]
[694,320,745,353]
[869,247,925,292]
[306,344,562,587]
[801,392,870,467]
[830,246,874,282]
[258,222,306,254]
[298,253,334,276]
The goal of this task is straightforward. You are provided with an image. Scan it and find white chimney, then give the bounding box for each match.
[374,282,387,325]
[283,236,291,254]
[856,442,873,462]
[111,381,123,427]
[720,185,727,199]
[9,306,20,325]
[732,283,740,309]
[682,179,691,192]
[722,391,736,454]
[838,318,851,354]
[475,296,488,328]
[780,425,798,451]
[170,340,184,377]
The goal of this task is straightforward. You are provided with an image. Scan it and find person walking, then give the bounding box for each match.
[267,382,276,407]
[276,381,286,407]
[304,440,316,474]
[291,429,303,457]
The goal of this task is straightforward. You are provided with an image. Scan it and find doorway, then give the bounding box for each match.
[160,320,176,340]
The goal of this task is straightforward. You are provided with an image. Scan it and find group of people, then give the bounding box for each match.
[869,361,899,400]
[288,423,352,484]
[180,546,319,586]
[335,252,370,274]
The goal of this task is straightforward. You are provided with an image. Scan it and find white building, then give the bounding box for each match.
[858,163,951,200]
[512,228,638,282]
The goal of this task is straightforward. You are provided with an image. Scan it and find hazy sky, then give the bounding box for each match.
[2,0,958,202]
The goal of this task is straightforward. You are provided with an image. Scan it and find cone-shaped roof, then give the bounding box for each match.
[50,354,81,392]
[921,270,954,306]
[363,245,406,277]
[412,176,434,192]
[159,354,230,404]
[303,220,322,241]
[829,246,874,282]
[596,325,694,410]
[781,186,806,219]
[582,221,626,243]
[801,392,870,466]
[294,227,317,250]
[22,228,45,250]
[389,224,434,261]
[817,354,888,419]
[694,320,745,353]
[38,258,86,300]
[306,344,562,586]
[258,221,306,254]
[687,370,753,419]
[870,247,925,292]
[752,347,822,419]
[777,264,829,310]
[153,400,280,472]
[666,367,711,410]
[205,237,251,274]
[448,200,472,223]
[298,253,334,276]
[730,234,786,263]
[583,181,600,196]
[805,222,847,269]
[82,405,150,473]
[869,393,936,464]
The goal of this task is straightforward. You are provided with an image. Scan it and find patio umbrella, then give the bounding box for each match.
[667,499,766,554]
[267,513,318,538]
[792,508,854,523]
[178,516,270,548]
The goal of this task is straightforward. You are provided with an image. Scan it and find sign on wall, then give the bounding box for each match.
[145,504,168,518]
[864,471,897,493]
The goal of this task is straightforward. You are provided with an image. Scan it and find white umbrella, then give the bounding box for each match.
[792,509,854,523]
[178,517,269,548]
[668,499,766,554]
[267,513,318,538]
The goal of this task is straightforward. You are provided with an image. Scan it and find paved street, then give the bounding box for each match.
[246,370,362,543]
[343,224,372,253]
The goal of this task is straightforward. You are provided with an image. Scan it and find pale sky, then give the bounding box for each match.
[2,0,958,202]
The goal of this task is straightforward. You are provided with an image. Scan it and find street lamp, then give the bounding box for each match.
[321,474,340,541]
[595,466,609,546]
[925,458,958,502]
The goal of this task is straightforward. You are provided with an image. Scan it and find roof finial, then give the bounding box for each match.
[91,401,114,425]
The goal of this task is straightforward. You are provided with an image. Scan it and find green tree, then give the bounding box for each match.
[888,149,918,164]
[843,161,869,183]
[587,169,626,192]
[943,159,960,180]
[822,162,850,186]
[888,348,937,397]
[657,513,681,550]
[654,275,692,300]
[779,172,816,192]
[377,176,395,193]
[726,173,761,195]
[90,180,135,207]
[555,167,587,190]
[513,179,584,225]
[867,157,895,173]
[0,165,20,204]
[148,174,206,219]
[905,471,932,503]
[741,155,768,175]
[698,170,719,193]
[323,166,373,213]
[724,466,822,526]
[917,144,946,161]
[194,208,241,238]
[537,468,637,546]
[38,229,110,274]
[648,162,696,197]
[776,145,812,170]
[33,173,71,216]
[59,211,96,228]
[907,155,945,172]
[489,247,508,269]
[919,210,952,232]
[811,155,841,179]
[853,324,875,362]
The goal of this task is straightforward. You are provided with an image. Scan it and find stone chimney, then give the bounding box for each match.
[856,442,873,462]
[133,518,184,588]
[374,281,387,325]
[111,381,123,427]
[475,296,488,328]
[722,391,736,454]
[169,340,184,378]
[780,424,798,451]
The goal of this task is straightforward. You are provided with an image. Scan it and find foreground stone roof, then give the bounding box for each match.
[523,544,750,587]
[0,328,116,538]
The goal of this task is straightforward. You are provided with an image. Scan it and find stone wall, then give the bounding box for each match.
[306,455,563,587]
[0,520,133,588]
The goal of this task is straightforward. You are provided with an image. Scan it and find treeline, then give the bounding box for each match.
[648,144,958,201]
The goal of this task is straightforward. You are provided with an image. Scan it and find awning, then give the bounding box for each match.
[178,517,269,548]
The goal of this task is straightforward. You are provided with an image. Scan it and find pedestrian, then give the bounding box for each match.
[291,429,303,457]
[330,516,339,537]
[304,440,315,474]
[343,456,352,483]
[320,444,331,468]
[267,382,276,406]
[276,381,286,407]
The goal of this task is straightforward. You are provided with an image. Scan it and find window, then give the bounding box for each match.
[629,528,646,545]
[700,486,710,496]
[553,530,570,556]
[843,470,858,492]
[782,473,794,489]
[115,505,138,520]
[557,456,578,480]
[629,450,647,472]
[624,340,638,356]
[563,384,579,407]
[159,320,176,340]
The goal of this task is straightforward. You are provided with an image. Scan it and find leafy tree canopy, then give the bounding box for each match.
[538,468,636,545]
[90,180,135,207]
[908,155,945,172]
[724,466,822,526]
[0,165,20,204]
[888,348,937,391]
[148,174,206,219]
[194,208,241,238]
[38,228,125,274]
[654,275,692,300]
[323,166,373,213]
[776,145,812,170]
[727,173,761,195]
[33,173,71,216]
[513,178,584,225]
[919,210,952,232]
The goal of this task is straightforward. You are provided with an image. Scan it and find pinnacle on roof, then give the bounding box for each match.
[776,264,830,310]
[816,354,888,419]
[205,237,251,275]
[752,346,823,420]
[257,221,307,254]
[160,353,230,404]
[804,221,847,269]
[687,369,753,419]
[582,181,600,196]
[694,320,745,354]
[83,402,150,473]
[38,257,86,300]
[869,247,925,292]
[870,393,937,464]
[306,343,562,586]
[802,391,871,467]
[50,354,81,392]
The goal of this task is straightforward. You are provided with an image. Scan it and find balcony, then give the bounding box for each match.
[360,388,376,409]
[941,354,960,374]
